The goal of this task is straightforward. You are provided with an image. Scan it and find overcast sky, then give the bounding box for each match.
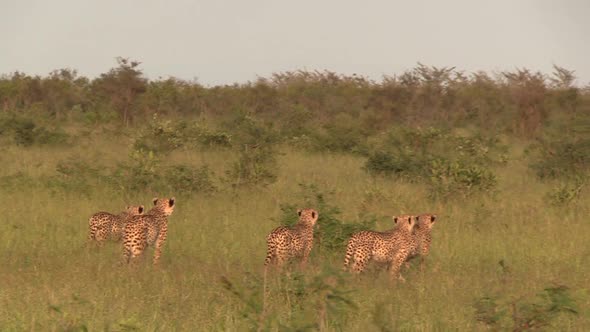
[1,0,588,86]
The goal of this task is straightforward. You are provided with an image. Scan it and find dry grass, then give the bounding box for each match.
[0,143,588,331]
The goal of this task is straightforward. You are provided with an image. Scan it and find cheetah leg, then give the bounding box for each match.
[275,251,287,268]
[94,229,108,247]
[153,225,168,266]
[404,254,417,270]
[123,238,146,264]
[123,247,132,264]
[351,251,369,274]
[419,256,426,271]
[389,251,410,282]
[299,245,312,269]
[419,244,430,271]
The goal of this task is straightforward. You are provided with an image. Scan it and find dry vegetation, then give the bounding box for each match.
[0,59,589,330]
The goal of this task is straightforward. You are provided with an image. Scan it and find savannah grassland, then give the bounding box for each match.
[0,62,589,331]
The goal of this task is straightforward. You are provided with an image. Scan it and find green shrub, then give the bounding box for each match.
[116,148,161,191]
[276,183,376,254]
[530,139,590,180]
[310,115,368,154]
[165,164,217,194]
[46,158,105,195]
[226,145,278,187]
[474,284,578,331]
[428,158,497,200]
[0,115,69,147]
[134,115,232,153]
[224,112,280,187]
[364,126,502,199]
[220,267,355,331]
[114,148,217,195]
[364,150,422,178]
[13,118,36,146]
[545,177,586,206]
[133,114,187,153]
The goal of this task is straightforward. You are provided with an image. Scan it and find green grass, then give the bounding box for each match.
[0,139,589,331]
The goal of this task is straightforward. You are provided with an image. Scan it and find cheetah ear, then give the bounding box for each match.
[311,211,316,219]
[169,197,175,207]
[415,216,420,222]
[138,205,144,214]
[431,215,436,223]
[297,209,302,217]
[408,217,412,225]
[393,216,398,224]
[126,205,130,210]
[153,198,159,205]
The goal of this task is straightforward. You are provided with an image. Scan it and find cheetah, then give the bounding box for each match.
[88,205,144,245]
[406,213,437,269]
[264,208,319,268]
[343,214,418,281]
[123,197,175,265]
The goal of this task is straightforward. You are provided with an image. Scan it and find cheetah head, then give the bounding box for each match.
[152,197,176,216]
[417,214,437,230]
[297,208,319,227]
[125,205,145,215]
[393,214,418,232]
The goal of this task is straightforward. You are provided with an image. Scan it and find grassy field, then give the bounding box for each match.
[0,131,589,331]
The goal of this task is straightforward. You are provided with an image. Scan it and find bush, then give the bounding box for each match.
[427,159,497,200]
[226,145,278,187]
[12,118,36,146]
[114,148,217,195]
[309,113,369,154]
[133,114,188,153]
[276,183,376,254]
[530,139,590,180]
[364,127,506,176]
[225,112,280,187]
[364,150,422,178]
[115,148,161,191]
[133,114,232,154]
[165,164,217,194]
[47,158,106,195]
[529,112,590,180]
[364,127,502,199]
[0,115,69,147]
[545,177,586,206]
[220,267,355,331]
[474,284,578,330]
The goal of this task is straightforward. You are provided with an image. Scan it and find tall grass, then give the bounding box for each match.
[0,136,588,331]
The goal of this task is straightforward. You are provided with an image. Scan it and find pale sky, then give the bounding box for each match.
[1,0,589,86]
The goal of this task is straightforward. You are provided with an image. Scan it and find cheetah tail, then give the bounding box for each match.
[343,240,354,270]
[264,238,277,266]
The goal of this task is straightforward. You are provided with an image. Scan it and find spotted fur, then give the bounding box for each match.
[343,214,418,281]
[123,197,175,265]
[264,208,319,268]
[406,213,437,269]
[88,205,144,245]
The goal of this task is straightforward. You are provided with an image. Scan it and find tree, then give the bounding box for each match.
[92,57,147,125]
